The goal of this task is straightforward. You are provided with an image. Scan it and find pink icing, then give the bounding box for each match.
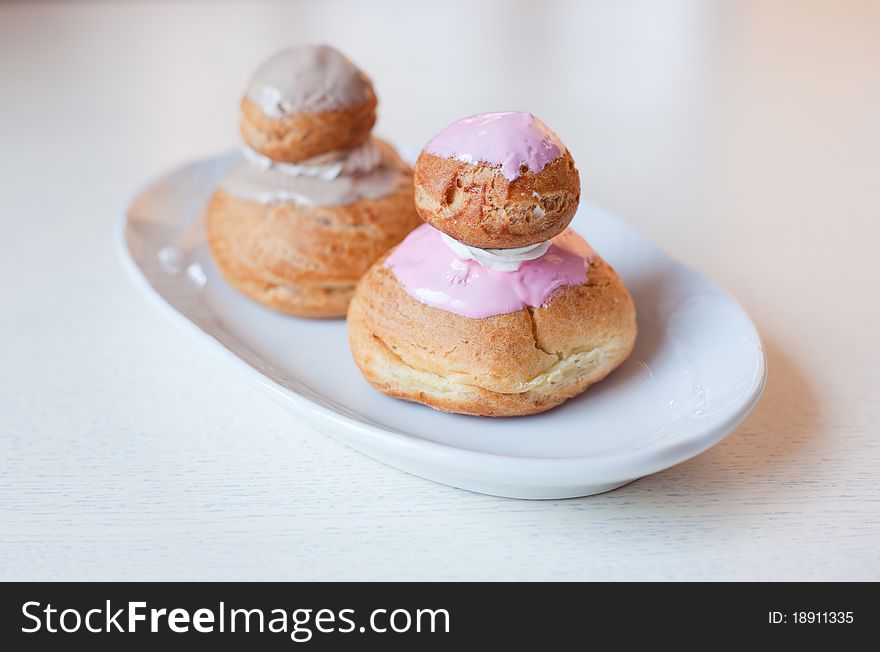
[423,112,565,181]
[384,225,593,319]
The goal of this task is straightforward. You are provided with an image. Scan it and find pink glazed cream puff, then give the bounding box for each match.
[348,112,637,417]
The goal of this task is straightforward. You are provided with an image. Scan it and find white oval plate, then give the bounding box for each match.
[118,152,766,499]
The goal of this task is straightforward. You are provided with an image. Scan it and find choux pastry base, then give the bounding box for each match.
[348,253,637,416]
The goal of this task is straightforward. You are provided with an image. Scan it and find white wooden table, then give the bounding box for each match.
[1,0,878,580]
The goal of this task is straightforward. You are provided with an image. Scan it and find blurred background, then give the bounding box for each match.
[1,1,878,579]
[2,1,877,324]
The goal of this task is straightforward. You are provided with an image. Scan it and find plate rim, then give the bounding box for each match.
[116,153,767,489]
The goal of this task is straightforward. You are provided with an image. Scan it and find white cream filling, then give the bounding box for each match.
[241,138,381,180]
[439,233,552,272]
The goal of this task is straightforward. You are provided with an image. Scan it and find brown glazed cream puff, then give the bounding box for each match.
[348,112,636,416]
[206,45,420,318]
[240,45,377,163]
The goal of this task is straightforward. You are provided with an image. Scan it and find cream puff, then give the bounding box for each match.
[348,112,636,416]
[414,112,580,249]
[206,45,421,318]
[240,45,377,163]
